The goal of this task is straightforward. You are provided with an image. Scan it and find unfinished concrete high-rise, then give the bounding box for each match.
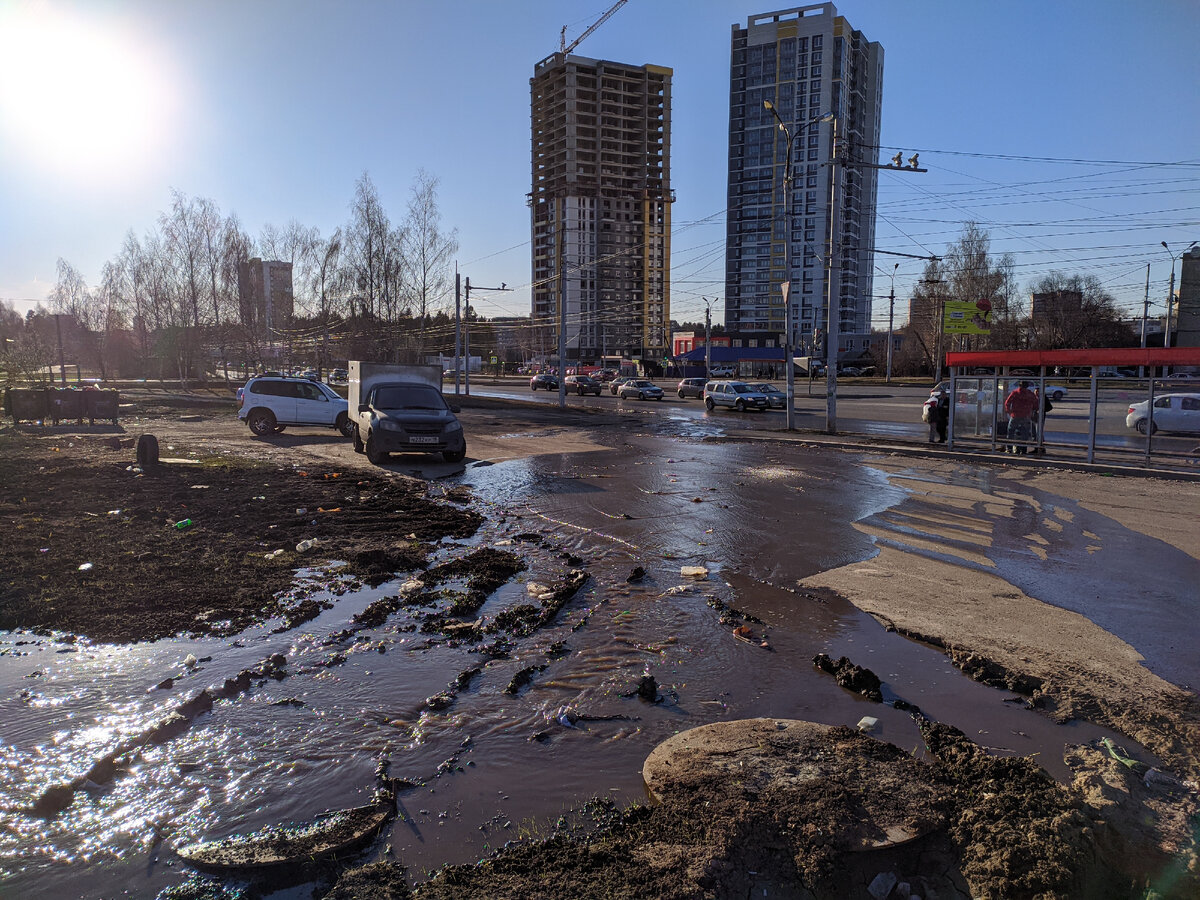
[237,258,294,333]
[530,52,672,366]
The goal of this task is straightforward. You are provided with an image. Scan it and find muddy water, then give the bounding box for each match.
[0,437,1159,897]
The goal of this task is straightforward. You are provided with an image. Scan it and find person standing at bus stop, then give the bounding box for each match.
[1004,380,1039,454]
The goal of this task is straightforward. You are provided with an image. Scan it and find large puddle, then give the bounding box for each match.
[0,437,1170,897]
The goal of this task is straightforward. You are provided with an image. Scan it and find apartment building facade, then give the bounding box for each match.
[530,52,672,364]
[725,3,883,355]
[237,258,294,332]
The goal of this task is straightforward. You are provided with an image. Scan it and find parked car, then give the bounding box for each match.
[530,374,559,391]
[838,366,863,377]
[238,375,355,437]
[595,369,618,382]
[676,377,707,399]
[618,379,664,401]
[1126,393,1200,435]
[931,380,1067,403]
[330,368,348,382]
[704,381,768,412]
[747,383,786,408]
[564,374,602,396]
[609,376,635,395]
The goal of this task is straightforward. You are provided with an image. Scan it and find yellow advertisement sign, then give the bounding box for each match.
[943,299,992,335]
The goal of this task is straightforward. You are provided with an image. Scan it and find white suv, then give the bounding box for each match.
[704,381,769,411]
[238,376,355,437]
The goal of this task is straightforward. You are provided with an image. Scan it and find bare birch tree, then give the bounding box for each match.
[400,170,458,356]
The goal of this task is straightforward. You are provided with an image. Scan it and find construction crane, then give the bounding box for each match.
[559,0,629,55]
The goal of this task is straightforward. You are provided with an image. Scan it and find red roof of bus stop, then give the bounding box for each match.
[946,347,1200,368]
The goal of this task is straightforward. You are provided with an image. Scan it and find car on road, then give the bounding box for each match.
[704,381,769,412]
[564,374,603,396]
[238,375,355,438]
[530,374,559,391]
[676,377,707,399]
[618,379,664,401]
[838,366,863,377]
[747,383,786,408]
[609,376,635,395]
[1126,393,1200,435]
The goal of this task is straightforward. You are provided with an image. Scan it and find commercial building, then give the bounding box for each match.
[530,51,672,365]
[724,3,883,357]
[237,259,294,332]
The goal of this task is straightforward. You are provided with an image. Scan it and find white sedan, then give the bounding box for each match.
[1126,393,1200,435]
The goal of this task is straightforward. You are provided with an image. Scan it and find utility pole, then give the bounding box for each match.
[463,277,511,397]
[1162,241,1197,376]
[704,299,712,377]
[54,313,66,385]
[877,262,899,383]
[824,136,926,433]
[454,267,462,395]
[1140,262,1150,379]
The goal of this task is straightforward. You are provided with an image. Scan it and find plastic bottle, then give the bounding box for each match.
[174,519,192,530]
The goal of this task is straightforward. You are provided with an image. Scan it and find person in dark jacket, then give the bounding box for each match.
[933,389,950,443]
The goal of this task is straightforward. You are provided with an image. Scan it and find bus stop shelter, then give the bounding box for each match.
[943,347,1200,467]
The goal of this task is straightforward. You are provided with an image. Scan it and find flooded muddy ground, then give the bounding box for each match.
[1,397,1198,899]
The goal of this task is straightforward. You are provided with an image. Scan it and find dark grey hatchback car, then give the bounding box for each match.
[676,377,706,399]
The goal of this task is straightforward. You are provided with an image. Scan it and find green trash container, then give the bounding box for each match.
[46,387,85,425]
[85,389,120,425]
[9,388,49,424]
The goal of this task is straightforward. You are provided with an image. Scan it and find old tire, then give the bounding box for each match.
[443,446,466,463]
[365,432,388,465]
[247,410,276,436]
[352,424,365,454]
[136,433,159,467]
[1136,418,1157,435]
[336,412,355,438]
[705,397,715,411]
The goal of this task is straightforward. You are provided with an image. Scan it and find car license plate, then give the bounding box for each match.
[410,436,437,444]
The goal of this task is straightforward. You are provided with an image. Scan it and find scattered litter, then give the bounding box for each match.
[184,654,197,668]
[1144,768,1185,793]
[296,539,318,552]
[107,510,122,516]
[399,580,424,594]
[190,485,210,490]
[265,549,286,559]
[680,565,709,578]
[857,716,879,733]
[296,508,308,515]
[664,585,690,595]
[1101,736,1143,770]
[526,582,550,596]
[174,519,192,530]
[495,539,513,547]
[77,562,93,571]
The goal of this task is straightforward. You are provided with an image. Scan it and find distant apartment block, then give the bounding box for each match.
[238,259,293,332]
[530,52,672,363]
[1030,290,1083,321]
[725,3,883,353]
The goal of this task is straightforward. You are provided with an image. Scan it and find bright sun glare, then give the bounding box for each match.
[0,5,174,183]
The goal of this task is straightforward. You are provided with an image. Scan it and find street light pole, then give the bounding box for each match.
[763,101,832,430]
[877,262,899,383]
[823,114,841,434]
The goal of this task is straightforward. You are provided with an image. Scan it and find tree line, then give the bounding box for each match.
[1,171,459,384]
[889,223,1139,376]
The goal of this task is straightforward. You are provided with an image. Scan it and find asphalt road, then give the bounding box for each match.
[454,377,1199,457]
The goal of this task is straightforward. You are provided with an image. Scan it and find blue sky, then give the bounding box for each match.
[1,0,1197,329]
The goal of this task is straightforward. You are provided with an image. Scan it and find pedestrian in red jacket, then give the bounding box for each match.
[1004,381,1039,454]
